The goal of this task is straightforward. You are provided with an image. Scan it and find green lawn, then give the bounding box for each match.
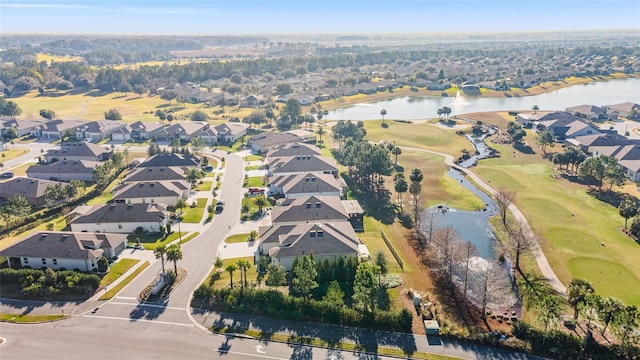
[0,313,66,323]
[181,231,200,244]
[182,198,207,223]
[100,261,150,300]
[244,165,260,171]
[100,258,140,286]
[129,232,185,250]
[224,233,251,244]
[243,176,265,188]
[475,142,640,306]
[198,181,212,192]
[0,148,29,162]
[204,256,257,289]
[243,154,263,161]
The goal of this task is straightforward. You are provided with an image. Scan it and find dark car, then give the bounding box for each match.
[215,200,225,212]
[203,165,214,172]
[0,172,14,179]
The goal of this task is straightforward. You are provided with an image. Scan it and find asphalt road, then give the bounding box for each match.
[1,320,392,360]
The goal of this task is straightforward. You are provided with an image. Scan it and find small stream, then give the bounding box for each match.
[421,130,519,313]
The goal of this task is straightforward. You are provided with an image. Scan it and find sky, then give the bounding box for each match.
[1,0,639,35]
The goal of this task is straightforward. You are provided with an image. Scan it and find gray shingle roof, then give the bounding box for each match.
[0,177,68,200]
[266,142,321,158]
[69,203,167,224]
[0,231,127,260]
[271,173,341,195]
[124,166,186,183]
[46,143,112,158]
[112,181,188,199]
[137,154,200,168]
[27,160,101,175]
[261,222,360,258]
[270,196,348,224]
[268,155,338,175]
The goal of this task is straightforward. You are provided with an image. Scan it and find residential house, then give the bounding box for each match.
[110,126,132,141]
[611,145,640,182]
[0,231,128,271]
[75,120,127,141]
[567,133,636,155]
[123,166,186,184]
[604,102,640,119]
[269,172,342,198]
[270,196,349,225]
[128,121,166,140]
[240,95,261,108]
[1,118,51,137]
[26,160,101,182]
[213,122,250,143]
[137,153,200,168]
[266,142,321,159]
[460,81,480,94]
[112,181,189,205]
[249,132,307,153]
[0,177,69,206]
[69,203,168,233]
[536,112,600,140]
[44,142,112,163]
[257,222,364,270]
[155,122,208,142]
[267,154,338,178]
[515,113,540,127]
[34,120,88,140]
[566,105,609,121]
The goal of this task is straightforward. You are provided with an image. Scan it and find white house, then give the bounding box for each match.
[269,172,342,199]
[0,231,128,271]
[69,203,168,233]
[269,195,349,226]
[112,181,189,205]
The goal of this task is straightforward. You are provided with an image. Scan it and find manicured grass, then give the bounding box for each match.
[181,231,200,244]
[243,154,263,161]
[130,232,185,250]
[244,165,260,171]
[99,261,150,300]
[205,257,257,289]
[243,176,265,188]
[473,140,640,306]
[182,198,207,223]
[0,313,66,323]
[224,233,251,244]
[358,230,404,273]
[363,120,471,156]
[100,258,140,287]
[0,148,29,162]
[197,181,212,192]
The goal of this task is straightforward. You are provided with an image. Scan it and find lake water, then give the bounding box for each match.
[328,78,640,121]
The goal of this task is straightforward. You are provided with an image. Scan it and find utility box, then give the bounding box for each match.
[424,320,440,336]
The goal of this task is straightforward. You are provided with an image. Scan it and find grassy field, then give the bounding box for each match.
[205,256,258,289]
[198,181,212,192]
[0,148,29,162]
[0,313,66,323]
[100,261,150,300]
[100,258,140,287]
[129,231,185,250]
[243,176,265,188]
[473,139,640,306]
[182,198,207,223]
[225,233,251,244]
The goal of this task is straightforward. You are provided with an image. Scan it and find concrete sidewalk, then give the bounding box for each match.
[189,308,538,360]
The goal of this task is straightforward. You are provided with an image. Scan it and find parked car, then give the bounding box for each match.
[215,200,225,212]
[248,187,265,194]
[0,172,14,179]
[203,165,214,172]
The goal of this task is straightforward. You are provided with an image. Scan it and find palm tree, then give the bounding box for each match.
[214,256,224,272]
[598,297,624,335]
[166,244,183,274]
[236,259,251,288]
[253,195,268,213]
[392,146,401,164]
[248,230,258,242]
[532,105,539,114]
[380,109,387,123]
[316,126,325,147]
[174,198,187,215]
[323,110,328,124]
[154,245,167,272]
[226,264,237,287]
[437,108,443,120]
[568,278,595,321]
[394,178,408,211]
[185,168,203,189]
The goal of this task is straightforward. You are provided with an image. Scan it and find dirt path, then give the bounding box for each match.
[400,144,567,296]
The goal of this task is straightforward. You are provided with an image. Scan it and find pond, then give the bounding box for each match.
[327,77,640,121]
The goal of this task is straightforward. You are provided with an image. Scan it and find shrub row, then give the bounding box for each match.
[194,287,412,333]
[0,268,100,299]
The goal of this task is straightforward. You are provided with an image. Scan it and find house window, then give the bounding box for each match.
[150,199,155,203]
[91,260,95,267]
[53,259,57,265]
[41,258,47,265]
[23,257,28,264]
[118,223,122,229]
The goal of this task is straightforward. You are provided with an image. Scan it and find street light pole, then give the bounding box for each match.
[178,219,182,244]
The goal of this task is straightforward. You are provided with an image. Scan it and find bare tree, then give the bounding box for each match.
[410,181,423,229]
[430,226,462,287]
[422,210,439,245]
[473,261,513,318]
[507,221,538,275]
[461,242,478,302]
[495,188,514,228]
